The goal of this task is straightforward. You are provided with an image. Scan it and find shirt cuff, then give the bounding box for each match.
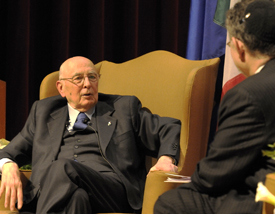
[0,158,14,172]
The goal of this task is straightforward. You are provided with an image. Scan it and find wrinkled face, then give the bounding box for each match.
[56,57,99,112]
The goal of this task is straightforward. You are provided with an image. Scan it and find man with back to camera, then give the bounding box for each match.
[0,56,181,213]
[154,0,275,213]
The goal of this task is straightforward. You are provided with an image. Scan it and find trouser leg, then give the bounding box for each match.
[64,188,91,214]
[154,186,217,214]
[20,187,91,214]
[35,158,133,214]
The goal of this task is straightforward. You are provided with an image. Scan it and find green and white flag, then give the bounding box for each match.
[214,0,231,27]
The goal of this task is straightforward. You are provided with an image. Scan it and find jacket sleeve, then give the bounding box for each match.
[130,96,181,162]
[0,101,38,167]
[191,87,268,194]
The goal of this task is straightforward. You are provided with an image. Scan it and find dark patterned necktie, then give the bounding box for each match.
[73,112,89,130]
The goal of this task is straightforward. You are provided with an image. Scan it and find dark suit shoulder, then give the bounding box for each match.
[220,58,275,140]
[35,95,67,112]
[233,59,275,93]
[225,59,275,105]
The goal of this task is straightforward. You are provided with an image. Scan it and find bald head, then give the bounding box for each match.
[56,56,99,112]
[59,56,98,79]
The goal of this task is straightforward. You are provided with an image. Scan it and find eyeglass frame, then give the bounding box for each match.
[59,72,101,86]
[226,40,231,47]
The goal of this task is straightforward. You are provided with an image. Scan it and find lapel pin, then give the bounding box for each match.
[108,122,112,126]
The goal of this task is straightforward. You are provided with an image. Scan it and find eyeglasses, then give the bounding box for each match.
[227,40,231,47]
[59,73,100,86]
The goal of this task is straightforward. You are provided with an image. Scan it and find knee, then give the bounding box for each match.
[49,158,75,173]
[66,188,92,213]
[154,190,175,214]
[72,188,89,202]
[43,159,76,181]
[51,158,74,168]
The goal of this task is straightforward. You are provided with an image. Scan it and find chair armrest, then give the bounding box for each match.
[141,171,182,214]
[0,211,18,214]
[262,173,275,214]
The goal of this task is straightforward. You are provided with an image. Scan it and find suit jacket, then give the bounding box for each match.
[181,58,275,214]
[0,93,181,210]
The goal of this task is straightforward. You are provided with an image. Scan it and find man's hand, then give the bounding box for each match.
[148,155,178,175]
[0,162,23,211]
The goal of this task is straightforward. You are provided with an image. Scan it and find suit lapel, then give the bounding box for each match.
[48,106,68,160]
[46,97,116,159]
[96,100,116,155]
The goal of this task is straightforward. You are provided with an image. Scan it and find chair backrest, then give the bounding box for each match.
[39,50,220,176]
[0,80,6,139]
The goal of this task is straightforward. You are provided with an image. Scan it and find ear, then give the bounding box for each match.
[56,81,66,97]
[232,37,246,62]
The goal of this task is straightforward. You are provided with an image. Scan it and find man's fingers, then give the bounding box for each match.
[1,163,22,211]
[173,165,178,173]
[0,182,5,199]
[9,187,17,211]
[2,179,22,211]
[5,186,10,208]
[17,185,23,210]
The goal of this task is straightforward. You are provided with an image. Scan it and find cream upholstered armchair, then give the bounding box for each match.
[0,50,220,214]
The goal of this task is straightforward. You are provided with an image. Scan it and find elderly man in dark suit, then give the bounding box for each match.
[0,56,181,213]
[154,0,275,214]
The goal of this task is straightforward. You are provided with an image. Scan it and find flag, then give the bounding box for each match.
[213,0,230,28]
[221,35,246,99]
[214,0,246,99]
[186,0,228,145]
[186,0,227,60]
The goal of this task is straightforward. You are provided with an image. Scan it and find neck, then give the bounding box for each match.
[246,54,270,76]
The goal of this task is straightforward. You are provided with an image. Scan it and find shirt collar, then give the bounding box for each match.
[255,64,265,74]
[67,103,95,126]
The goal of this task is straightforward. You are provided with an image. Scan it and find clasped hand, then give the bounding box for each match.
[0,162,23,211]
[148,155,178,175]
